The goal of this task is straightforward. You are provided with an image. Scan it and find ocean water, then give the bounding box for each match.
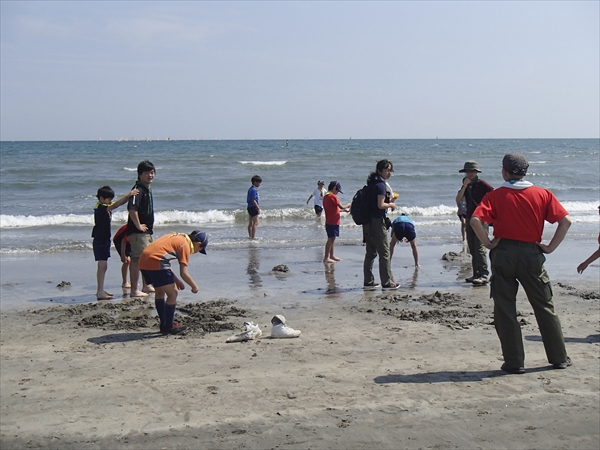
[1,139,598,254]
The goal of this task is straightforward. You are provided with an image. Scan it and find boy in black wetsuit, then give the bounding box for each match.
[92,185,138,300]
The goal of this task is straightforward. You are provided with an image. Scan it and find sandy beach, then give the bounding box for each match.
[1,241,599,449]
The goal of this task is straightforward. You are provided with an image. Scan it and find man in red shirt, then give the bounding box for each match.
[471,153,572,374]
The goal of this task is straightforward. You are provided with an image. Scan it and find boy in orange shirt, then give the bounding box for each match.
[139,230,208,335]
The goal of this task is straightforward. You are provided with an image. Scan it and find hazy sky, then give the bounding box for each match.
[1,1,598,141]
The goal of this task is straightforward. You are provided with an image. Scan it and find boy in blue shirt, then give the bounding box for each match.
[92,185,138,300]
[247,175,262,239]
[390,214,420,267]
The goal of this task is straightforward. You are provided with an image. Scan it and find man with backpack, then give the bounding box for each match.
[361,159,400,290]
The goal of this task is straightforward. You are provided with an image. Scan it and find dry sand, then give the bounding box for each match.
[1,275,599,449]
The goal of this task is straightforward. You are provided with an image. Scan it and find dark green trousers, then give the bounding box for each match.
[490,239,567,368]
[466,220,489,278]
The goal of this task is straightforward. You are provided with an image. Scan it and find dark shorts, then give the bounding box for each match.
[458,213,466,220]
[325,224,340,238]
[392,222,416,242]
[140,269,175,288]
[247,206,259,217]
[93,238,111,261]
[114,243,131,258]
[314,205,323,215]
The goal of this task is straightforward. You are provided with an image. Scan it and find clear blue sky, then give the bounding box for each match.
[1,1,598,140]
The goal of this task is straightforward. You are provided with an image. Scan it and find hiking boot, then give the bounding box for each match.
[552,357,572,369]
[471,277,488,286]
[465,276,476,283]
[501,363,525,375]
[160,321,183,334]
[382,282,400,290]
[162,323,187,336]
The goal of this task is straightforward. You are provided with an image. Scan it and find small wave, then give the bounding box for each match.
[123,167,137,171]
[238,161,287,166]
[561,201,600,212]
[154,210,236,224]
[529,161,546,164]
[393,204,457,217]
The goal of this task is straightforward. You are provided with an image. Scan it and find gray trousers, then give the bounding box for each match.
[490,239,567,367]
[363,217,394,286]
[466,220,489,278]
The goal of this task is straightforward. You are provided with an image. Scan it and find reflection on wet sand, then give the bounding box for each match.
[247,246,262,288]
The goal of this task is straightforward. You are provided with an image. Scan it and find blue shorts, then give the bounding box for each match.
[325,224,340,238]
[93,238,111,261]
[247,206,259,217]
[314,205,323,215]
[140,269,175,288]
[392,222,416,241]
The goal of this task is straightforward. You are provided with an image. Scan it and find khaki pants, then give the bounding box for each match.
[363,217,394,286]
[490,239,567,367]
[129,233,153,261]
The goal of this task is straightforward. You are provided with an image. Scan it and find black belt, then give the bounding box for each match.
[499,239,538,249]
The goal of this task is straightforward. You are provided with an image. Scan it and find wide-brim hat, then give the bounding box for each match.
[459,161,482,173]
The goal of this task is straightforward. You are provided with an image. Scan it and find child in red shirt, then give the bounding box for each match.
[323,181,350,263]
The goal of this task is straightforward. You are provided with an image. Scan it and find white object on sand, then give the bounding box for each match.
[271,315,301,338]
[226,321,262,343]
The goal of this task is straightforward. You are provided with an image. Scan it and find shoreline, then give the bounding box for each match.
[1,237,598,312]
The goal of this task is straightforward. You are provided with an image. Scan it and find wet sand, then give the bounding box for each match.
[1,241,599,449]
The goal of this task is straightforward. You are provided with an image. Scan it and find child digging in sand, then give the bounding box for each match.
[92,186,138,300]
[139,230,208,335]
[323,181,350,263]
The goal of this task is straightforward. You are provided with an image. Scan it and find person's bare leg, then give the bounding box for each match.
[96,261,113,299]
[129,259,148,297]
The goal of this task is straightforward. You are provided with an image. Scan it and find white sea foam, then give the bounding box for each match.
[238,161,287,166]
[1,202,596,229]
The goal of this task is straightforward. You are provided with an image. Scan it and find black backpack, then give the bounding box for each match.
[350,185,371,225]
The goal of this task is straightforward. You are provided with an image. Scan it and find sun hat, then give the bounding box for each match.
[328,181,343,194]
[502,153,529,176]
[190,230,208,254]
[459,161,482,173]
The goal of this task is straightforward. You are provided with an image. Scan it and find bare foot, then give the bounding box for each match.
[96,291,114,300]
[142,286,155,293]
[130,290,148,298]
[323,258,335,264]
[122,283,131,289]
[331,256,342,262]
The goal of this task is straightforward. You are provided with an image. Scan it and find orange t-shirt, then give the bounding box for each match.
[139,233,193,271]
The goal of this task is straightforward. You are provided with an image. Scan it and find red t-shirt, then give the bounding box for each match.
[323,193,342,225]
[472,186,568,243]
